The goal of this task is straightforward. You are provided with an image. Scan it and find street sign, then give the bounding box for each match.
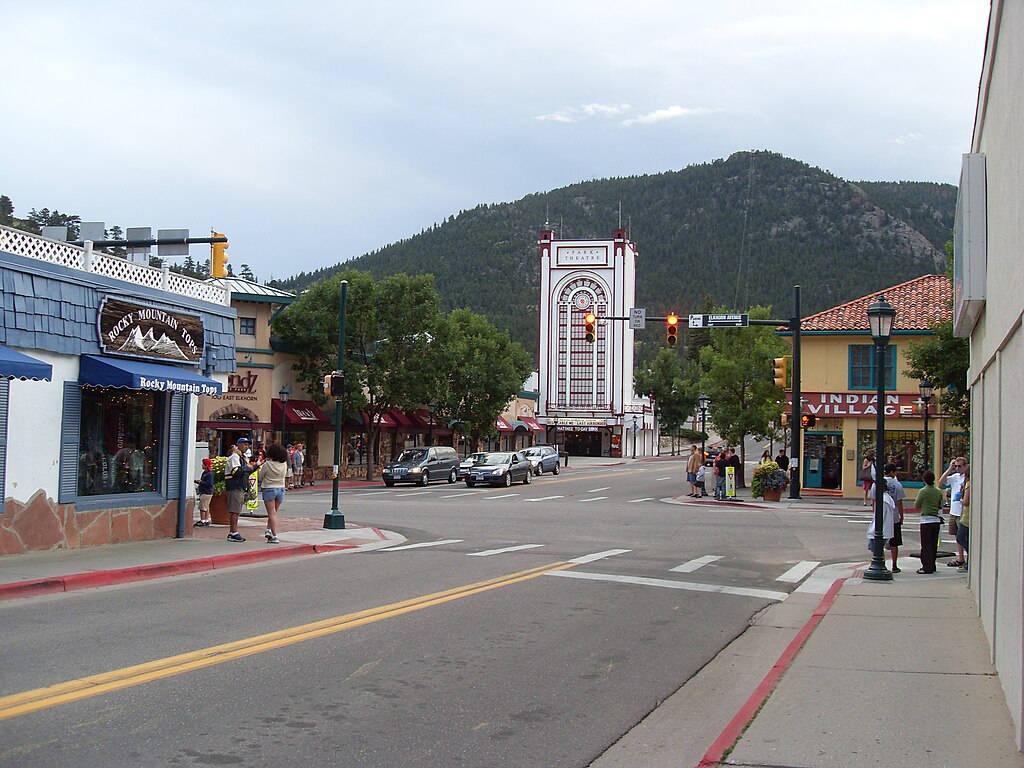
[688,313,750,328]
[629,307,646,329]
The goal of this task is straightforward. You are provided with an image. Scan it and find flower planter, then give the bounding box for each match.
[761,488,782,502]
[209,494,230,525]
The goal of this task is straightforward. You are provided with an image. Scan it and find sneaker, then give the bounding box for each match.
[958,564,968,572]
[227,532,246,542]
[265,528,273,541]
[267,535,280,544]
[891,566,901,573]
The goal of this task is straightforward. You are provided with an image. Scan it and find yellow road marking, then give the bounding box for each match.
[0,561,575,721]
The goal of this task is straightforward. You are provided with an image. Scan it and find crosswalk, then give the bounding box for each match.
[338,486,666,505]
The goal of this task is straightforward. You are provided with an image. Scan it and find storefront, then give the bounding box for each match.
[0,225,235,555]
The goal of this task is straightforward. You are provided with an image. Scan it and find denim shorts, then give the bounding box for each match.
[261,487,285,503]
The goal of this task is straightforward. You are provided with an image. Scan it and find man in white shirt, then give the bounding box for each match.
[938,457,968,567]
[868,464,905,573]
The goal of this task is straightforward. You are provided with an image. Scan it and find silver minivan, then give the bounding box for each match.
[382,446,460,486]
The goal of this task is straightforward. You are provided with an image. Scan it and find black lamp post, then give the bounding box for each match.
[919,379,933,477]
[632,415,638,459]
[864,295,896,582]
[698,393,710,462]
[427,401,436,446]
[278,385,291,444]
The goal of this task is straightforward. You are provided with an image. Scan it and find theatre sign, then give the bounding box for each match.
[802,392,922,418]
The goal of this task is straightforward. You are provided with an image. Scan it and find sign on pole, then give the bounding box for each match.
[688,313,750,329]
[629,308,646,329]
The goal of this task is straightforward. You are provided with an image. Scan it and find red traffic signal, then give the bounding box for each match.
[666,314,679,347]
[800,414,816,429]
[584,313,597,343]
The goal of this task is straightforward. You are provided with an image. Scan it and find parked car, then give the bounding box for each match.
[522,445,560,475]
[464,451,532,487]
[458,452,488,480]
[382,446,460,486]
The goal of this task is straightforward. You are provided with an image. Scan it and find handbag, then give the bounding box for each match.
[859,466,872,482]
[949,517,959,536]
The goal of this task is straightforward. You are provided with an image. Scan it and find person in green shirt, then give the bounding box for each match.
[915,470,944,573]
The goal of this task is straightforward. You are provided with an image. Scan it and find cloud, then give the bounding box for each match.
[887,133,927,145]
[622,106,720,127]
[534,103,632,123]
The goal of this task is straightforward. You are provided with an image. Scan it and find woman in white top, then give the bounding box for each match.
[258,443,289,544]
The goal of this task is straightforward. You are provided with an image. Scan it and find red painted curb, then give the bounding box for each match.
[696,577,848,767]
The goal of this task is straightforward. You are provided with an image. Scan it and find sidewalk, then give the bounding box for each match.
[1,461,1021,765]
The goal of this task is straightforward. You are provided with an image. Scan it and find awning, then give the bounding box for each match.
[388,409,416,429]
[509,419,529,430]
[271,398,333,429]
[79,355,222,395]
[0,345,52,381]
[495,416,514,432]
[519,416,545,433]
[361,410,397,428]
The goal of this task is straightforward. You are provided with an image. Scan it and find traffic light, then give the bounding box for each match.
[584,313,597,343]
[773,356,789,389]
[211,232,229,278]
[323,372,345,396]
[800,414,817,429]
[666,314,679,347]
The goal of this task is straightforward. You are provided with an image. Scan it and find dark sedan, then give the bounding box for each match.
[464,451,533,487]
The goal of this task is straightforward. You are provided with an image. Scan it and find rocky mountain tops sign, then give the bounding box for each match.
[98,298,204,364]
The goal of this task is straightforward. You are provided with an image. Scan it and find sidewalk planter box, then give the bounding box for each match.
[209,494,230,526]
[752,463,789,501]
[762,488,782,502]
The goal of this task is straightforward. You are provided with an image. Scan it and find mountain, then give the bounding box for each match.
[273,151,956,361]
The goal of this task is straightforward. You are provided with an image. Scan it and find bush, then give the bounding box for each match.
[751,462,789,498]
[211,455,229,496]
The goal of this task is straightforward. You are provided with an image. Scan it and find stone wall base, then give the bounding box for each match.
[0,490,188,556]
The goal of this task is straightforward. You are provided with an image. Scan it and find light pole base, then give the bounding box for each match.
[323,511,346,530]
[863,548,893,581]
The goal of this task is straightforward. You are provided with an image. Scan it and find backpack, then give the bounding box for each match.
[226,465,252,492]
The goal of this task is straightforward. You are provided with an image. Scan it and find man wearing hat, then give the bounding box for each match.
[236,436,252,463]
[194,457,214,527]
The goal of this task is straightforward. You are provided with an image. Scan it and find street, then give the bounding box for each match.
[0,459,873,767]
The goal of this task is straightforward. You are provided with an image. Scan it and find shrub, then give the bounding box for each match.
[211,455,229,496]
[751,462,789,498]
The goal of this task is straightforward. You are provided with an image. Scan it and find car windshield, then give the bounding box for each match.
[396,449,426,463]
[463,453,486,464]
[523,448,540,456]
[481,452,512,465]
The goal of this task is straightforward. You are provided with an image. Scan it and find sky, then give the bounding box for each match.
[0,1,991,283]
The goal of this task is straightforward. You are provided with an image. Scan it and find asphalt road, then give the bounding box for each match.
[0,459,871,767]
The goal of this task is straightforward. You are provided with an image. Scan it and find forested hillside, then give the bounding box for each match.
[274,152,952,361]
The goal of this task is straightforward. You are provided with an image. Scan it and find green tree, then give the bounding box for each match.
[240,264,256,281]
[634,348,694,453]
[903,243,970,429]
[697,305,788,484]
[0,195,13,226]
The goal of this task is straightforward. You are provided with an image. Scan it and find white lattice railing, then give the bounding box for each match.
[0,224,228,306]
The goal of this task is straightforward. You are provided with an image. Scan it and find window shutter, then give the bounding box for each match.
[59,382,81,504]
[166,392,184,499]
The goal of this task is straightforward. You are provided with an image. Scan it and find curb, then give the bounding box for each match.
[0,542,356,603]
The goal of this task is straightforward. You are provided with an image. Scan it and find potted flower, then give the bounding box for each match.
[209,455,230,525]
[752,462,789,501]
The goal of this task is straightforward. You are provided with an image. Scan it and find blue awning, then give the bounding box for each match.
[0,345,52,381]
[79,355,223,395]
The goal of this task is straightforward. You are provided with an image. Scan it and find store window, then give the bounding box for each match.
[239,317,256,336]
[77,388,162,496]
[857,429,932,485]
[942,432,970,467]
[849,345,896,390]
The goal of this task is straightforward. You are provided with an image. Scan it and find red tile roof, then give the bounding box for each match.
[799,274,951,332]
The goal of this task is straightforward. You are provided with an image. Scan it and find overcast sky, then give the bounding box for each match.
[1,1,990,283]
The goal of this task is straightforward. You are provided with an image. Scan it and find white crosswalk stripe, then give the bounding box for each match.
[468,544,545,557]
[671,555,723,573]
[776,561,820,583]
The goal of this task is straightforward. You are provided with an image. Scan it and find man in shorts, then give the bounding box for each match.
[685,445,703,497]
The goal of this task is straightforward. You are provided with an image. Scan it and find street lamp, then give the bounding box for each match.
[698,393,710,462]
[278,385,291,444]
[427,401,436,446]
[919,378,933,477]
[865,295,896,582]
[632,415,639,459]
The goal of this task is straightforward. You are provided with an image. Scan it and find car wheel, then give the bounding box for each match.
[466,480,475,488]
[418,471,428,487]
[384,480,395,487]
[523,471,531,485]
[535,465,543,476]
[502,473,512,488]
[552,464,560,475]
[448,468,457,483]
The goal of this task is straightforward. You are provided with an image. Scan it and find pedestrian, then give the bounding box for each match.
[883,463,905,572]
[914,470,944,573]
[727,448,742,489]
[713,450,728,500]
[686,445,703,497]
[194,457,214,527]
[286,444,295,489]
[939,457,968,568]
[776,448,789,473]
[291,442,305,487]
[258,442,289,544]
[861,449,875,506]
[956,466,971,573]
[224,447,255,542]
[760,449,773,464]
[234,436,251,464]
[867,472,898,571]
[694,463,707,498]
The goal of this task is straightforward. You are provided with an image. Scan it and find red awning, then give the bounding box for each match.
[388,409,416,429]
[519,416,545,433]
[362,410,396,428]
[495,416,514,432]
[271,399,333,429]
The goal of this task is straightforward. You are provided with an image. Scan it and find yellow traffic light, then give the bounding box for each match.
[211,232,229,278]
[773,356,789,389]
[666,314,679,347]
[584,313,597,343]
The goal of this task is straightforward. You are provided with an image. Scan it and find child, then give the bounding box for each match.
[194,457,214,527]
[695,464,707,498]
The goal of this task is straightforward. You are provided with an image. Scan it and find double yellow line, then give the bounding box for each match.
[0,561,575,721]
